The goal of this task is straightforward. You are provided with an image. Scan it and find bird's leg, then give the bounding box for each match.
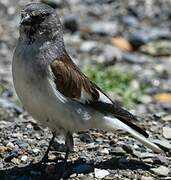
[63,132,73,170]
[40,131,56,164]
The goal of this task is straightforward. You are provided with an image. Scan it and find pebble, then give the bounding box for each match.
[11,157,20,165]
[141,176,154,180]
[152,139,171,151]
[129,28,171,48]
[151,166,169,177]
[80,41,97,53]
[102,45,121,65]
[110,146,126,156]
[98,148,109,155]
[0,145,9,153]
[90,21,118,36]
[74,164,93,174]
[133,151,156,159]
[122,52,147,64]
[162,115,171,122]
[32,148,40,155]
[63,15,79,33]
[163,127,171,139]
[6,142,15,149]
[79,132,93,143]
[94,168,110,179]
[0,98,22,114]
[152,155,168,165]
[20,155,28,163]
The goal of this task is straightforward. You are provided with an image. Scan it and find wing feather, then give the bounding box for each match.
[50,52,148,138]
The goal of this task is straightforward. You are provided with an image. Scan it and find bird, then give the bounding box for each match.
[12,2,162,166]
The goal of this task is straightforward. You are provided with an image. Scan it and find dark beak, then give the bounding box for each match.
[20,14,32,25]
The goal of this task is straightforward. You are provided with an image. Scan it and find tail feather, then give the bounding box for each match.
[104,116,162,153]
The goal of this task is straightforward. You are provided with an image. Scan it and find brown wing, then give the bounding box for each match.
[50,52,148,138]
[50,53,99,102]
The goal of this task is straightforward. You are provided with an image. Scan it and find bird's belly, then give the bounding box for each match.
[13,66,96,133]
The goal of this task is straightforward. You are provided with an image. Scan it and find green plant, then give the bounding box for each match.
[83,64,150,107]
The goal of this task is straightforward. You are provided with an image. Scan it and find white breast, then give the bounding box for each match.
[12,51,99,133]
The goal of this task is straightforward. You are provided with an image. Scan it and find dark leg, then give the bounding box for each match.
[40,131,56,164]
[63,132,74,169]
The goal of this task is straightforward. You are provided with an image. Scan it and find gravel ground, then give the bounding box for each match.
[0,0,171,179]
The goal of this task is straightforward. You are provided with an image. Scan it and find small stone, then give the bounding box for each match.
[20,155,28,163]
[26,123,33,130]
[153,155,168,165]
[141,176,154,180]
[133,151,155,158]
[94,168,110,179]
[75,164,93,174]
[6,142,15,149]
[102,45,121,65]
[80,41,97,53]
[0,146,9,153]
[143,158,154,164]
[70,173,77,178]
[48,154,56,160]
[122,52,147,64]
[4,152,17,162]
[152,139,171,151]
[110,146,126,156]
[12,133,23,139]
[63,15,79,33]
[7,6,15,15]
[79,132,93,143]
[162,115,171,122]
[32,148,40,155]
[98,148,109,155]
[163,127,171,139]
[111,36,133,51]
[129,28,170,48]
[11,157,20,165]
[151,166,169,176]
[90,21,118,36]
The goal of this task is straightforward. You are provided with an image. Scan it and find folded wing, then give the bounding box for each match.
[50,52,148,138]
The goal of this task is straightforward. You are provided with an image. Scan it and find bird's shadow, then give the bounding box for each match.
[0,155,151,180]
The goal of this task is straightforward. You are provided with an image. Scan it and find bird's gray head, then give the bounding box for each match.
[20,3,63,44]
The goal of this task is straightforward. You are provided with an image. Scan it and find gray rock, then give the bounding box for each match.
[74,164,93,174]
[151,166,169,176]
[94,168,110,179]
[80,41,97,53]
[0,98,23,114]
[6,142,15,149]
[133,151,156,159]
[163,127,171,139]
[90,21,118,36]
[63,15,79,33]
[98,148,109,155]
[20,155,28,163]
[162,115,171,122]
[32,148,40,155]
[122,52,147,64]
[110,146,126,156]
[79,132,93,143]
[102,45,121,65]
[141,176,154,180]
[151,139,171,151]
[129,28,171,48]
